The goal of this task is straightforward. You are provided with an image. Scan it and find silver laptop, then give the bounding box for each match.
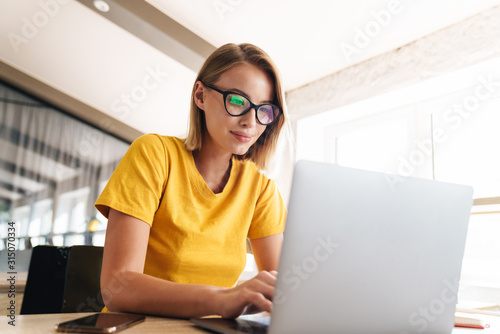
[192,160,473,334]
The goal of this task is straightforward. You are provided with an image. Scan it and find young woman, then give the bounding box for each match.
[95,43,289,319]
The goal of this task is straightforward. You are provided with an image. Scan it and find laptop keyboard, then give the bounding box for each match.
[234,316,270,333]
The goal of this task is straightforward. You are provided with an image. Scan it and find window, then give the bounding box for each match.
[55,187,90,234]
[27,198,52,247]
[431,104,500,306]
[0,82,129,250]
[325,107,414,175]
[296,57,500,306]
[9,205,30,250]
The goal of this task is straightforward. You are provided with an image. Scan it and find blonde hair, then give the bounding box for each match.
[185,43,288,171]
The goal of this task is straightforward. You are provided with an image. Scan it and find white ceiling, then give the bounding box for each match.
[1,0,500,139]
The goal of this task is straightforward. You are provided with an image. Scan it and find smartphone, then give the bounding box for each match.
[54,312,146,333]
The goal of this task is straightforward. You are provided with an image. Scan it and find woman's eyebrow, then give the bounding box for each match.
[228,88,274,104]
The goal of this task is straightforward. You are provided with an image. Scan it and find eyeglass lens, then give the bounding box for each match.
[226,93,279,125]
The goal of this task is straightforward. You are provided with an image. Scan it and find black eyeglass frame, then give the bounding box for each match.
[203,83,282,126]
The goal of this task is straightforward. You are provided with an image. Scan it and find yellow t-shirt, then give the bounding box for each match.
[95,134,286,288]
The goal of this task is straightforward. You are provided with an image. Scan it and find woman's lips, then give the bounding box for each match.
[231,131,253,143]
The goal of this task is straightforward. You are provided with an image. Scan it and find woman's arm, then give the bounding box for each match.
[250,233,284,271]
[101,208,277,318]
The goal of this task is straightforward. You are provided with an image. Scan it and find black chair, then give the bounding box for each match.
[21,245,105,314]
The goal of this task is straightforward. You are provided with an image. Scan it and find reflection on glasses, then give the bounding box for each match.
[204,83,282,125]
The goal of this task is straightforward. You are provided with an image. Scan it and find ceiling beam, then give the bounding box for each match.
[75,0,216,72]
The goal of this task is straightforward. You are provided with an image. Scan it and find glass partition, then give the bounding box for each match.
[0,81,130,250]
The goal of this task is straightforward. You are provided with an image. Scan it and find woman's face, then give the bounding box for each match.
[196,62,274,156]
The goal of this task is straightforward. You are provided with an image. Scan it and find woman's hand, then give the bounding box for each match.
[214,270,278,319]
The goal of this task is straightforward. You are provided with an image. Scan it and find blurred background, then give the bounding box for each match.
[1,0,499,309]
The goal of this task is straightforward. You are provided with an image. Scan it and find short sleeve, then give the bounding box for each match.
[247,177,287,239]
[95,134,167,226]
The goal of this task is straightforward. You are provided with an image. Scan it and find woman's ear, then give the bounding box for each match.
[193,81,205,110]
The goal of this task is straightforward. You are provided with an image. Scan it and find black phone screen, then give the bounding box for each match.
[55,312,145,333]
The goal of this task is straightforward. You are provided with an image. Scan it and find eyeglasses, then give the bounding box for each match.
[203,83,282,125]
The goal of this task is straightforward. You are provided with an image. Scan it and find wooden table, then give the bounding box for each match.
[1,312,208,334]
[1,311,498,333]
